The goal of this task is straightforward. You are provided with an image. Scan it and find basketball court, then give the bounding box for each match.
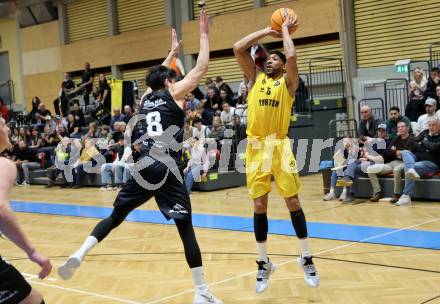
[4,174,440,304]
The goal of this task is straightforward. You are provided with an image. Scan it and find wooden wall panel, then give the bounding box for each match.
[24,71,63,113]
[355,0,440,67]
[20,21,60,52]
[66,0,108,42]
[182,0,339,54]
[193,0,254,18]
[116,0,165,33]
[22,47,62,75]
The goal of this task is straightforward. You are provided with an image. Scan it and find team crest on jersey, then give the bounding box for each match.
[143,98,167,110]
[274,80,280,86]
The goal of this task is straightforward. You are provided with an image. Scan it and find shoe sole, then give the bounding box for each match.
[405,172,420,180]
[256,263,276,294]
[58,256,81,280]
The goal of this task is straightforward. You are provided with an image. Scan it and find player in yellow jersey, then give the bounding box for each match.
[233,13,319,293]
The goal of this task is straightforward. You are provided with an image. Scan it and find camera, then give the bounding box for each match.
[197,1,206,8]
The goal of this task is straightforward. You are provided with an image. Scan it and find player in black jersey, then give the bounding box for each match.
[58,9,223,304]
[0,118,52,304]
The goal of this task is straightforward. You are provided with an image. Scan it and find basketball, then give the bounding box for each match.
[270,8,297,32]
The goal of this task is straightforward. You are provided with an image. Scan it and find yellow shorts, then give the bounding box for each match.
[246,137,301,199]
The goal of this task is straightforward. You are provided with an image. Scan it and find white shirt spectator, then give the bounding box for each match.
[437,109,440,120]
[220,106,235,125]
[192,125,207,139]
[186,143,210,174]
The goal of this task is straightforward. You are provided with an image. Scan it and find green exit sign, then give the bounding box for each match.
[396,65,408,73]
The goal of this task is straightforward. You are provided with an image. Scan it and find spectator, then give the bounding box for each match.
[234,85,248,124]
[112,121,126,142]
[97,74,111,111]
[10,127,20,145]
[295,77,309,113]
[56,124,68,140]
[28,127,42,150]
[204,87,222,114]
[194,103,212,126]
[396,116,440,206]
[71,138,100,189]
[358,105,383,140]
[220,101,235,126]
[338,124,391,202]
[18,127,27,143]
[232,114,246,143]
[416,98,437,134]
[425,67,439,100]
[37,103,51,119]
[406,68,428,121]
[29,96,41,122]
[54,72,75,117]
[79,62,95,106]
[219,88,234,106]
[183,137,210,194]
[207,116,225,143]
[66,114,80,138]
[436,85,440,112]
[84,122,98,139]
[41,125,58,147]
[192,117,207,140]
[123,105,133,124]
[386,106,412,140]
[0,97,9,122]
[185,92,200,111]
[46,137,70,188]
[183,119,193,148]
[100,135,131,191]
[110,107,125,131]
[70,102,85,127]
[367,121,414,202]
[238,77,249,97]
[13,140,40,186]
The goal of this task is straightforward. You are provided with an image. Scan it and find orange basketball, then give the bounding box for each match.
[270,8,297,32]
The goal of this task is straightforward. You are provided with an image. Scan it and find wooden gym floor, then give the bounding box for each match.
[3,174,440,304]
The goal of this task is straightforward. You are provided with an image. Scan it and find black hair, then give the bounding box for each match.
[146,65,177,91]
[268,50,286,63]
[431,67,439,72]
[192,117,202,125]
[389,106,400,113]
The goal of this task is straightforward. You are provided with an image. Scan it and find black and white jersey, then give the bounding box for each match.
[137,89,184,157]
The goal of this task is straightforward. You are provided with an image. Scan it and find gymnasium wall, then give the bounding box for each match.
[0,18,23,106]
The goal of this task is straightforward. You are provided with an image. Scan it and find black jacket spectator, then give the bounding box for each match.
[410,129,440,167]
[358,115,383,138]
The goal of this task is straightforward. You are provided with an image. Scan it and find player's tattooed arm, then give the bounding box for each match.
[162,28,182,68]
[281,14,299,97]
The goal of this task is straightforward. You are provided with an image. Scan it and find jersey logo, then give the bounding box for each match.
[143,98,167,110]
[169,203,188,214]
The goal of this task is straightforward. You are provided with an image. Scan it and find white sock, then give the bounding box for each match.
[329,187,335,194]
[191,266,205,287]
[75,236,98,261]
[257,242,268,262]
[300,239,310,257]
[341,187,347,195]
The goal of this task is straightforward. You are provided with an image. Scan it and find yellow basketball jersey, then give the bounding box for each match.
[247,73,294,138]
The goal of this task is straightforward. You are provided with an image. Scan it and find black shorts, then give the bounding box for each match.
[114,156,191,221]
[0,256,32,304]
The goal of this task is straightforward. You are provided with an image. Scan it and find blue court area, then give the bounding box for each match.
[11,201,440,251]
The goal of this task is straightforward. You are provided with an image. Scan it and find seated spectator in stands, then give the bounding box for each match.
[112,121,126,142]
[436,85,440,112]
[18,127,27,143]
[192,117,207,140]
[28,127,42,150]
[66,114,80,138]
[70,102,85,127]
[232,114,246,143]
[185,92,200,111]
[46,137,70,188]
[84,122,98,139]
[386,106,412,140]
[56,124,68,140]
[206,116,225,144]
[41,125,58,147]
[358,105,383,140]
[183,119,193,148]
[194,103,212,126]
[29,96,41,122]
[238,77,249,97]
[416,98,437,135]
[426,67,439,100]
[406,68,428,121]
[13,140,40,186]
[204,78,216,93]
[183,137,209,194]
[0,97,9,122]
[204,87,222,114]
[100,135,131,191]
[110,107,125,131]
[123,105,133,124]
[220,101,235,126]
[215,76,234,99]
[367,121,414,202]
[338,124,391,202]
[97,74,111,111]
[396,116,440,206]
[10,128,19,146]
[219,88,234,106]
[37,103,51,120]
[71,138,100,189]
[234,85,248,124]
